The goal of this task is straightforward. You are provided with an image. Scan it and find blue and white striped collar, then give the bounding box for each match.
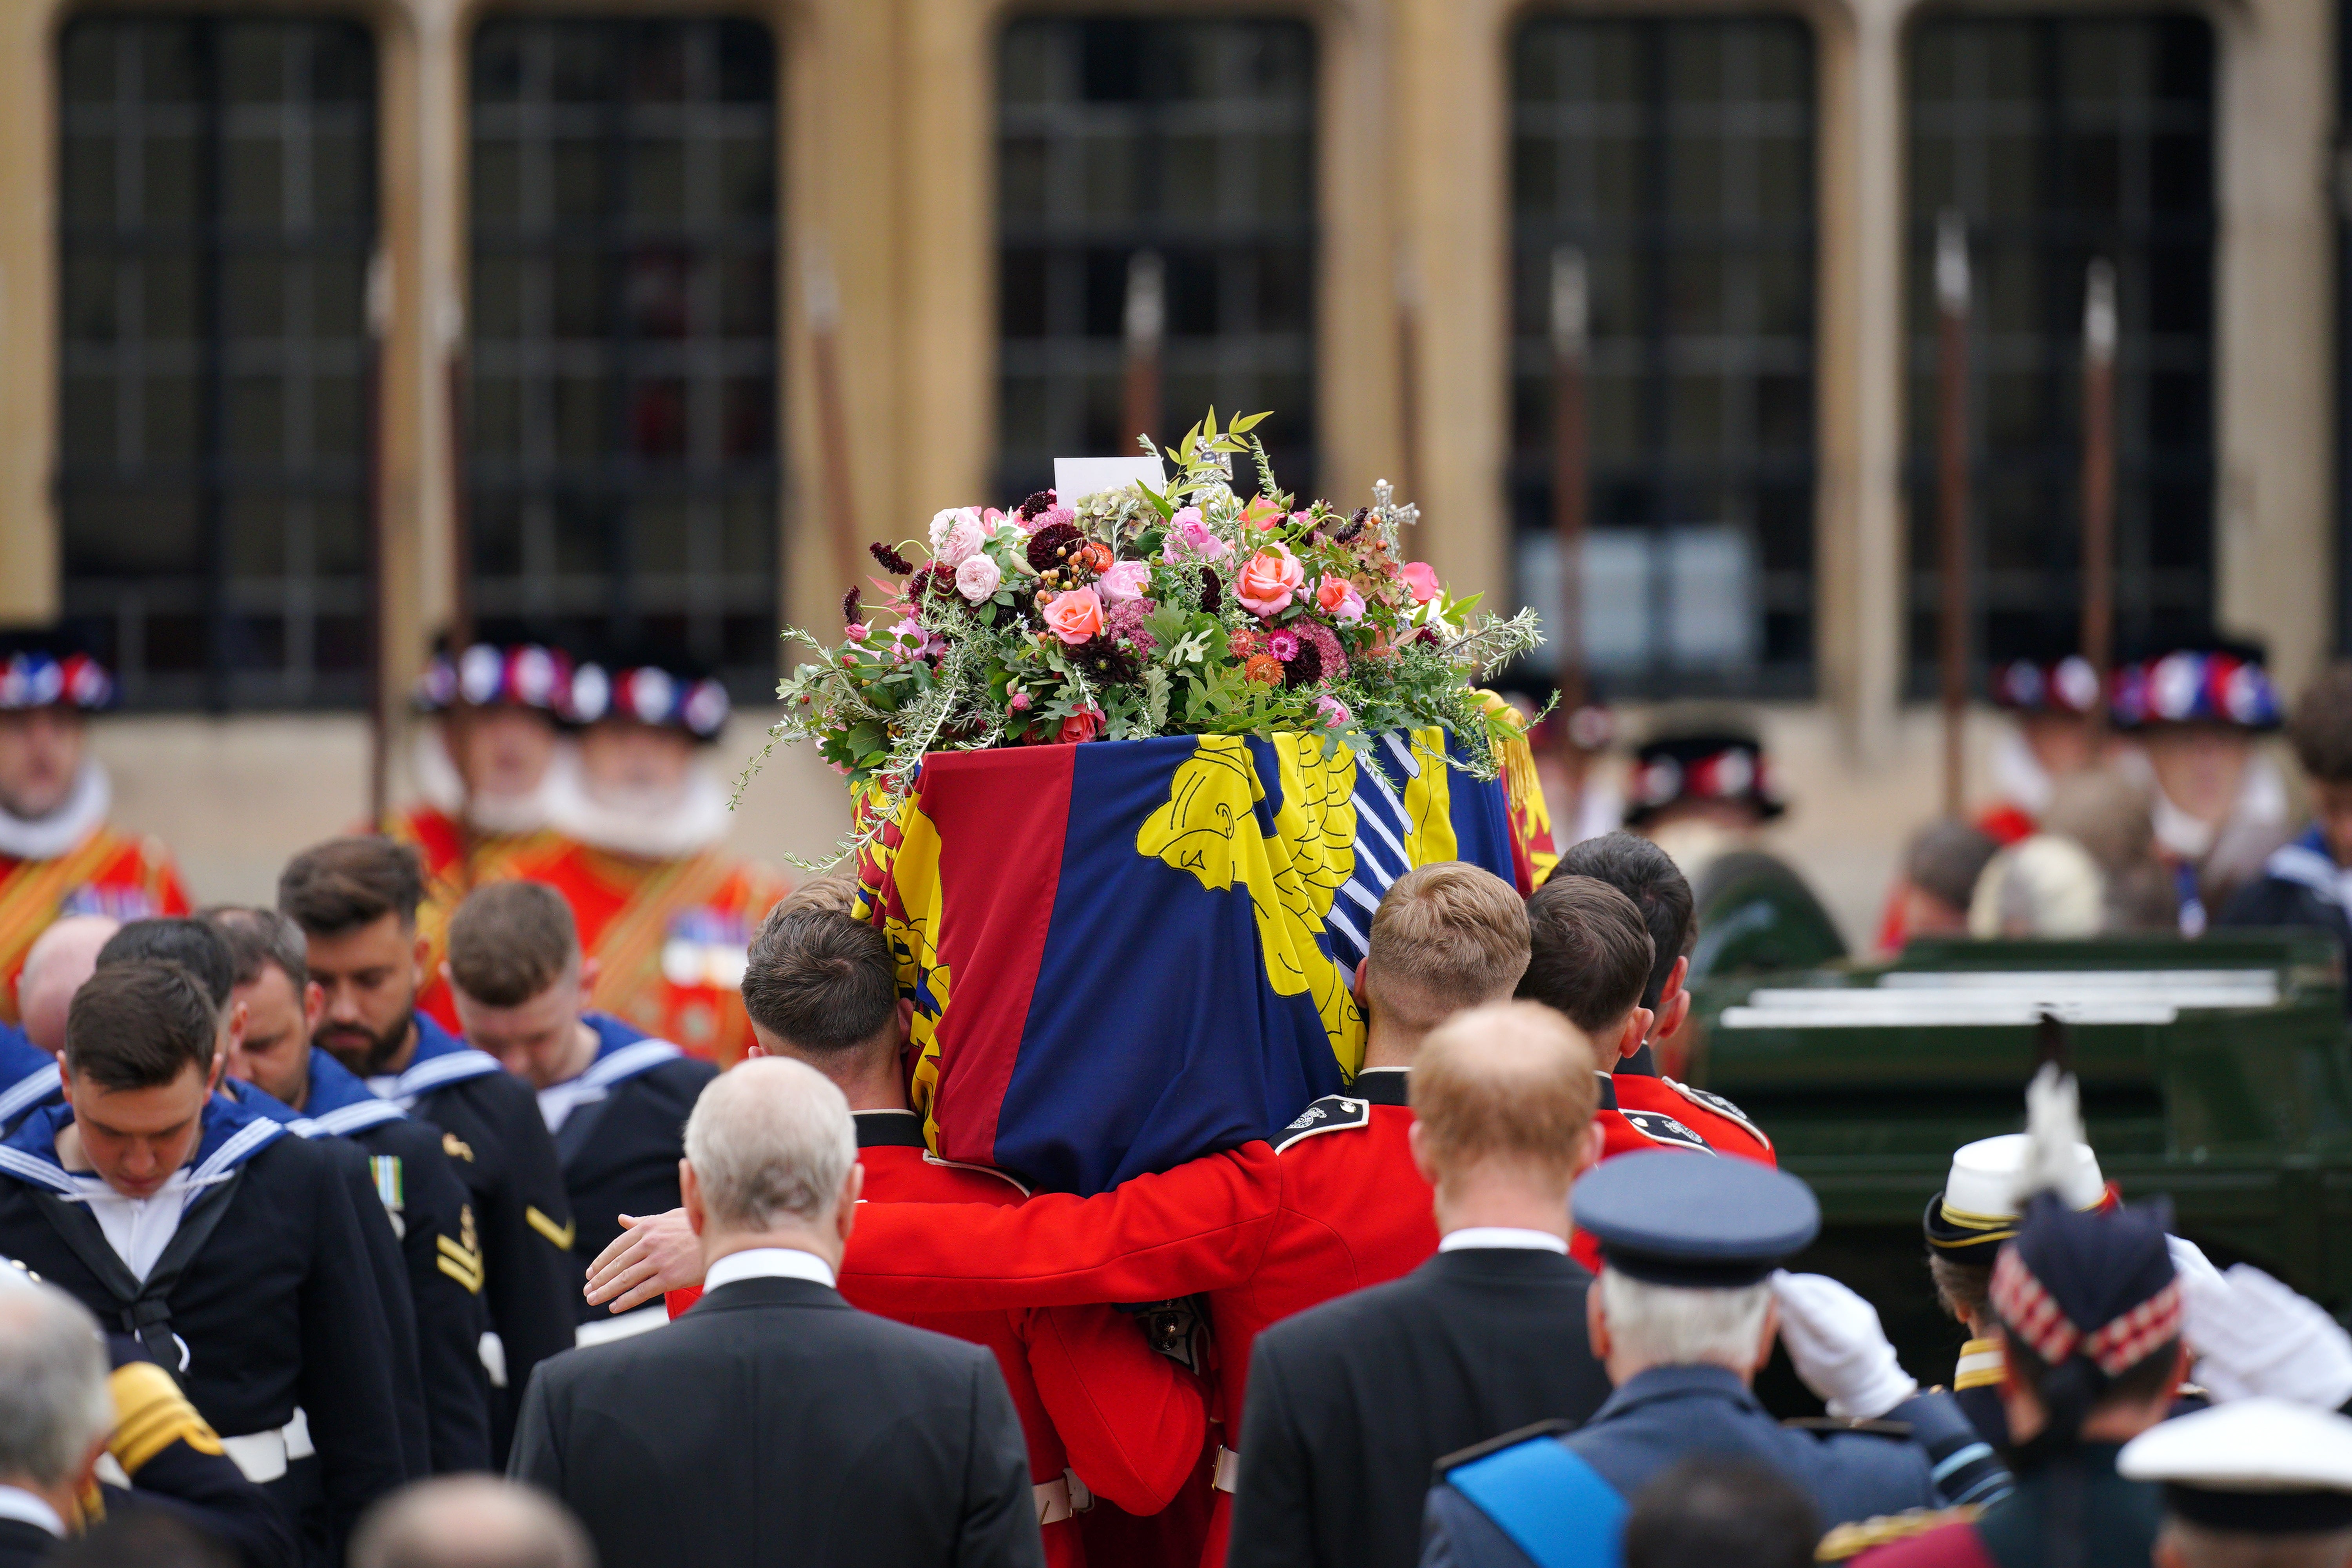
[0,1026,61,1134]
[0,1094,283,1206]
[367,1012,506,1109]
[2265,824,2352,911]
[294,1049,406,1137]
[538,1013,686,1133]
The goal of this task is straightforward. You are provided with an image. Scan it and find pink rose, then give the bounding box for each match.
[935,515,986,568]
[844,622,871,642]
[1316,694,1351,728]
[1315,578,1367,624]
[1057,706,1104,745]
[929,506,984,555]
[955,554,1002,602]
[1008,690,1033,713]
[1239,496,1283,530]
[1236,544,1307,617]
[1400,561,1441,605]
[1160,508,1231,564]
[1041,586,1106,645]
[1096,560,1152,604]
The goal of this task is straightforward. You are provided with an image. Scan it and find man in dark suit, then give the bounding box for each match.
[508,1054,1041,1568]
[1226,1001,1614,1568]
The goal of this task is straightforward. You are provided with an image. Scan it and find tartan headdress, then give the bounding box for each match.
[1990,1198,2181,1378]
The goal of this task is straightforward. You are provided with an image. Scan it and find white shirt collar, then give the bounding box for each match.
[0,1486,65,1539]
[1439,1227,1569,1256]
[702,1246,837,1293]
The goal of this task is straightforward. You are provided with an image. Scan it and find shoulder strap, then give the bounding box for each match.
[0,1064,61,1131]
[1274,1094,1369,1152]
[1445,1436,1628,1568]
[1662,1078,1772,1151]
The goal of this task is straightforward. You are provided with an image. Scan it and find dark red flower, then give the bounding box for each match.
[869,541,914,575]
[1017,490,1058,522]
[840,586,861,625]
[1025,521,1083,572]
[1198,566,1223,613]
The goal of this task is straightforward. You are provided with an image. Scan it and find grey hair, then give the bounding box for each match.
[0,1278,113,1489]
[684,1057,857,1232]
[1597,1267,1774,1372]
[352,1476,597,1568]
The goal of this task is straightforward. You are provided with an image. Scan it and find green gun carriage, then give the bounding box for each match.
[1684,931,2352,1404]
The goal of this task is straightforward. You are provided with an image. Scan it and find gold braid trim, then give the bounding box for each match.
[1817,1506,1980,1561]
[108,1361,224,1473]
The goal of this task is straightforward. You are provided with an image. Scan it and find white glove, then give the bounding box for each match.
[2166,1234,2222,1292]
[1772,1270,1919,1420]
[2183,1262,2352,1410]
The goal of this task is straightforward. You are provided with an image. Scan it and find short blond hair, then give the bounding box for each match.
[1409,1001,1600,1198]
[1366,863,1531,1030]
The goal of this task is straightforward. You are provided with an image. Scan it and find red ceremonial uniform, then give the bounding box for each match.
[1572,1071,1776,1271]
[0,826,187,1026]
[506,838,787,1067]
[671,1113,1205,1566]
[1198,1067,1436,1567]
[379,804,563,1032]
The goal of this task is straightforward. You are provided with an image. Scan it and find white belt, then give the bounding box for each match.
[1213,1445,1240,1493]
[1034,1470,1095,1526]
[576,1305,670,1347]
[480,1332,508,1389]
[221,1408,314,1484]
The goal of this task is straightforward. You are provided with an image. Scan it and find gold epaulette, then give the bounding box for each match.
[109,1361,225,1474]
[1816,1505,1980,1562]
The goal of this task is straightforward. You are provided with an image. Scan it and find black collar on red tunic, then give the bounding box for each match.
[853,1111,928,1150]
[1354,1068,1411,1107]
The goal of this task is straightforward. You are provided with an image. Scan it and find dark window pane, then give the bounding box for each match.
[467,18,780,696]
[995,18,1317,501]
[1904,15,2216,690]
[1509,17,1817,697]
[58,15,377,710]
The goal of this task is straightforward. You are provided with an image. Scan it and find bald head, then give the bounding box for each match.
[18,914,120,1053]
[684,1055,857,1237]
[351,1477,595,1568]
[1409,1001,1604,1203]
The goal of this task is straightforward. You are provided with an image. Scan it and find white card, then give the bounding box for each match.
[1053,456,1167,505]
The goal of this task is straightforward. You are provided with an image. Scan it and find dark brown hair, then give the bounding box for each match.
[1519,874,1656,1036]
[2291,662,2352,783]
[740,908,899,1054]
[278,837,426,935]
[447,882,579,1007]
[1559,832,1693,1010]
[64,962,218,1090]
[96,919,234,1009]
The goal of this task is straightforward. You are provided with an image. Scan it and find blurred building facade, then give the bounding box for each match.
[0,0,2335,918]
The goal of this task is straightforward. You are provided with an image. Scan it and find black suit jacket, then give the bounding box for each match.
[1226,1246,1613,1568]
[0,1519,53,1568]
[510,1273,1043,1568]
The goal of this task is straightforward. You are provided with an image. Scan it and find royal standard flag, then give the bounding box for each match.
[853,726,1532,1195]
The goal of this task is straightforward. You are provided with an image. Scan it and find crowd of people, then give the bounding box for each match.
[5,626,2352,1568]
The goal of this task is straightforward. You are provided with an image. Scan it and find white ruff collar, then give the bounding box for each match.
[410,730,571,836]
[546,764,731,859]
[0,763,111,862]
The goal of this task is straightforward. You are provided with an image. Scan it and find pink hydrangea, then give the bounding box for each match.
[1297,621,1348,683]
[1105,597,1159,654]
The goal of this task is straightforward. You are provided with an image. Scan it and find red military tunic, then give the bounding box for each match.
[1198,1067,1437,1567]
[379,804,564,1033]
[670,1113,1207,1567]
[0,826,187,1026]
[1572,1071,1776,1272]
[505,838,787,1066]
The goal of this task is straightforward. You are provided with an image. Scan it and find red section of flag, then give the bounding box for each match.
[917,747,1075,1168]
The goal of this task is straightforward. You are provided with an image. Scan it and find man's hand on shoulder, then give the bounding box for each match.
[584,1209,703,1312]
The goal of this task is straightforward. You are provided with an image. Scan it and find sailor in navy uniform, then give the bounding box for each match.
[280,836,578,1459]
[0,1020,54,1136]
[443,880,717,1344]
[1422,1152,2007,1568]
[205,905,494,1475]
[0,963,408,1565]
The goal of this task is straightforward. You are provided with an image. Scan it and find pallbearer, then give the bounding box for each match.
[0,963,409,1565]
[278,837,577,1460]
[0,638,186,1027]
[518,651,787,1065]
[386,640,577,1030]
[443,880,714,1345]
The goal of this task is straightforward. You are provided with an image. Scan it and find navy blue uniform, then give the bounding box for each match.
[294,1049,494,1472]
[0,1022,56,1134]
[368,1013,575,1452]
[0,1097,410,1566]
[542,1013,715,1330]
[1423,1367,1991,1568]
